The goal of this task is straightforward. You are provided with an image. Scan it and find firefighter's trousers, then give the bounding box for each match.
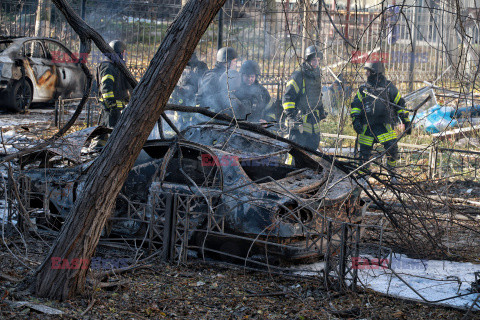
[288,128,320,150]
[358,123,398,174]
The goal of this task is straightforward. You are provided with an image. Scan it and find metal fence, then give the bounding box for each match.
[1,0,475,99]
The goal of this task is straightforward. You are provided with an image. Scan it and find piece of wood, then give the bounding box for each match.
[9,301,64,315]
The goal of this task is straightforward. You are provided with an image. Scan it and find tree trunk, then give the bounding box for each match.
[35,0,227,300]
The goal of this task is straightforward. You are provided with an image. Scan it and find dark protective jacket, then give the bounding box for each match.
[97,60,133,109]
[350,74,409,126]
[282,62,325,134]
[225,80,273,121]
[171,61,208,106]
[195,63,227,112]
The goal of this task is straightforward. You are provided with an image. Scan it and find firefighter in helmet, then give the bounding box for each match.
[220,60,273,122]
[282,45,326,150]
[196,47,237,112]
[97,40,134,129]
[171,52,208,107]
[350,61,412,181]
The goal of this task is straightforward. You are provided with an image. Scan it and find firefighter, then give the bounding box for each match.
[171,52,208,107]
[196,47,237,112]
[222,60,273,122]
[282,45,326,150]
[97,40,133,129]
[350,61,412,181]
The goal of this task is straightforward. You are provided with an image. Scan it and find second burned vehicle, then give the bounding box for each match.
[0,37,87,112]
[19,123,364,263]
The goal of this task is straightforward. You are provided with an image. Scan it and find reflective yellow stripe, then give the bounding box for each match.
[267,113,276,120]
[358,134,374,146]
[283,102,295,110]
[285,154,293,165]
[387,159,397,167]
[302,79,305,94]
[287,79,300,93]
[116,100,124,108]
[351,108,361,115]
[356,91,363,102]
[393,92,401,104]
[101,74,114,83]
[377,131,397,143]
[302,123,313,133]
[102,92,114,98]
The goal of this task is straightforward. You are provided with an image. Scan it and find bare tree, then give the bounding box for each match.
[34,0,227,300]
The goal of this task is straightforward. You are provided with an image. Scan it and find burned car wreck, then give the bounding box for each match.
[0,37,86,112]
[18,123,364,263]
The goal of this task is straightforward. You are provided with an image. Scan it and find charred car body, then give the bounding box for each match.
[19,124,364,263]
[0,37,86,112]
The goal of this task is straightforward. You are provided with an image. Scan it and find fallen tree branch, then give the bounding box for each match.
[95,264,154,280]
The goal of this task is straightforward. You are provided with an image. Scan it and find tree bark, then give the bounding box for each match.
[35,0,227,300]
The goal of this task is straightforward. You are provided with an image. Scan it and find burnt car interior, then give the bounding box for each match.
[142,142,222,189]
[23,41,46,58]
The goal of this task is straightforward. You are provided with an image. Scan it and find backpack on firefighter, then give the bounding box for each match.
[359,82,394,125]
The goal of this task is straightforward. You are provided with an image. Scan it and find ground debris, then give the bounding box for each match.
[4,300,64,315]
[0,233,471,319]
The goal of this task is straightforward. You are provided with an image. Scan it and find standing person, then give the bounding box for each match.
[171,52,208,107]
[282,45,326,150]
[97,40,133,129]
[221,60,273,122]
[350,61,412,181]
[196,47,237,113]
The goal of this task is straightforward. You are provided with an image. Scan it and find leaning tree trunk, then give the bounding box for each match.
[35,0,227,300]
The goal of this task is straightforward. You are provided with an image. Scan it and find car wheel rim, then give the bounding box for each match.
[15,82,32,110]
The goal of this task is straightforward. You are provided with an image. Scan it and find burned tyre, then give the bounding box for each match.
[7,79,32,112]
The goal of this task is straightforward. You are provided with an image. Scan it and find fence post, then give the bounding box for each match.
[324,220,333,289]
[54,97,59,127]
[338,223,348,289]
[59,97,64,129]
[409,2,420,92]
[86,100,91,127]
[428,145,438,179]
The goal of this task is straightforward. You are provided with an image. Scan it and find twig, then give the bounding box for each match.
[80,298,96,316]
[96,264,154,279]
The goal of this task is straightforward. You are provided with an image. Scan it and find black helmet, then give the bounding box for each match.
[305,45,323,61]
[109,40,127,55]
[216,47,238,63]
[364,61,385,75]
[240,60,260,75]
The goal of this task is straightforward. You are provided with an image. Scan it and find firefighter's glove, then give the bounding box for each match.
[104,98,117,111]
[284,108,297,120]
[404,122,412,135]
[352,118,363,134]
[286,112,303,129]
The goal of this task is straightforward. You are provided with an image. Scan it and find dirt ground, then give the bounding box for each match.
[0,234,475,320]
